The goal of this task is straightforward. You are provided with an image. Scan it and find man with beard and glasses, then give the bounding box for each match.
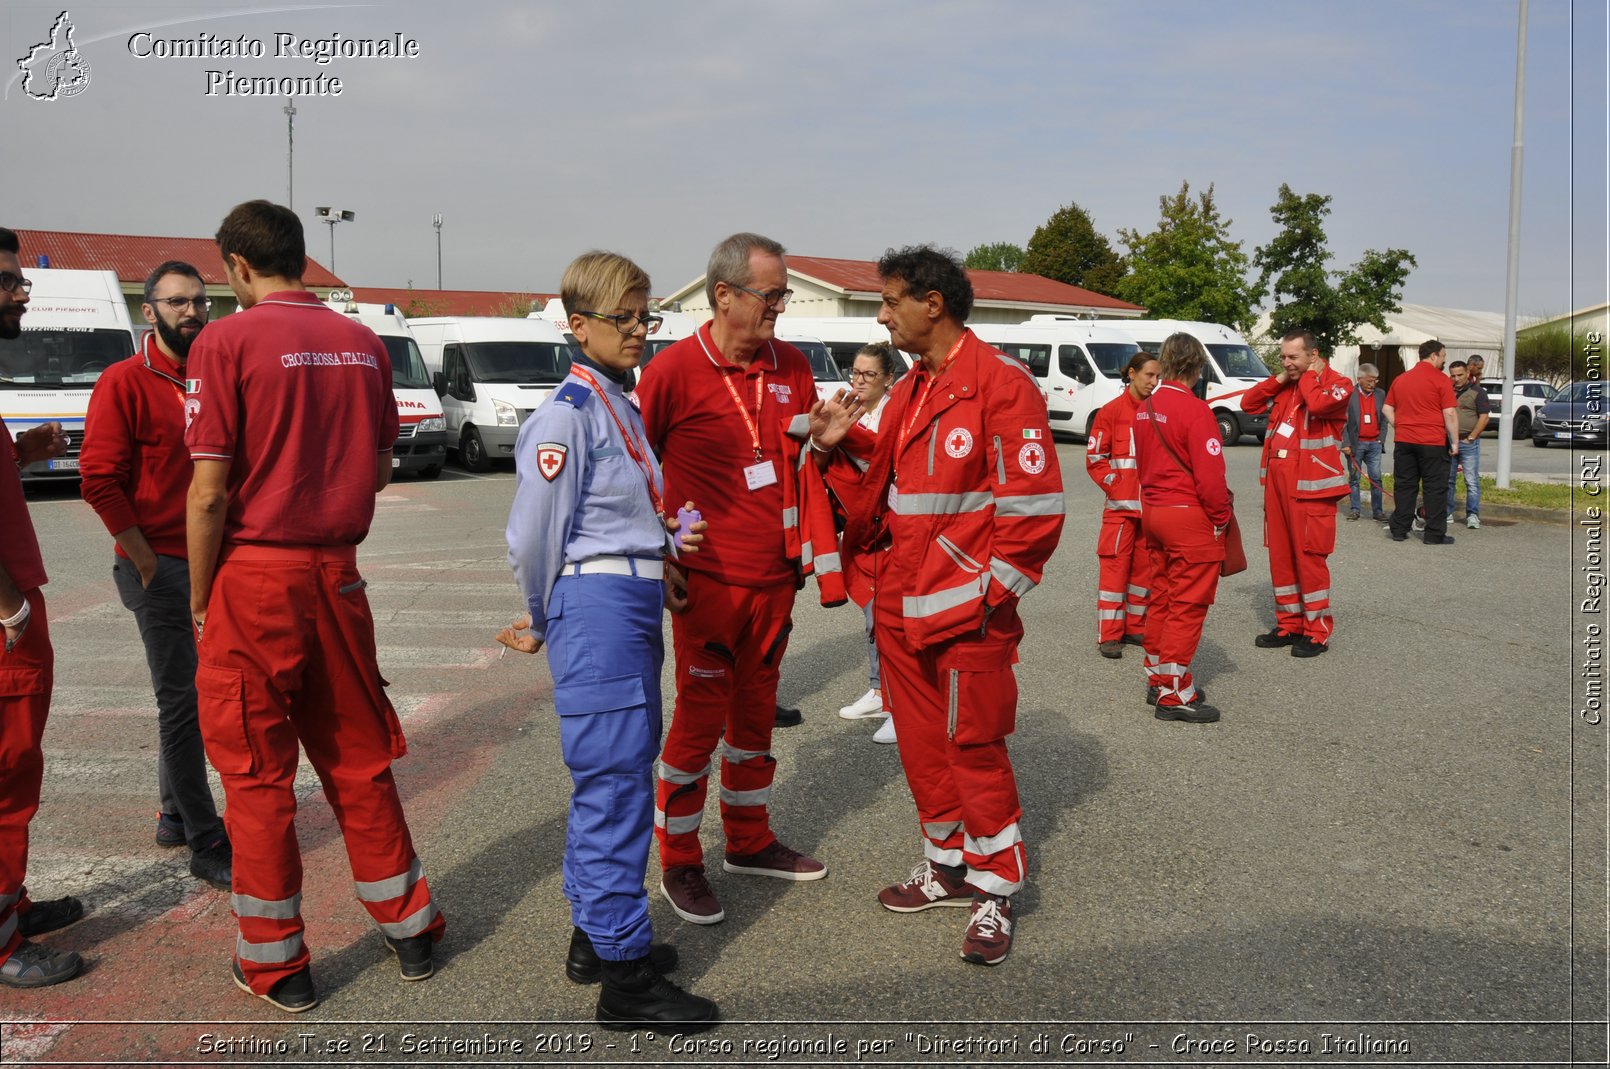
[81,261,231,891]
[0,225,83,989]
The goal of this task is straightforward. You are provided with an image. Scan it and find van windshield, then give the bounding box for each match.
[0,329,130,387]
[381,336,433,390]
[464,341,573,384]
[1087,342,1141,377]
[791,341,843,382]
[1207,344,1267,379]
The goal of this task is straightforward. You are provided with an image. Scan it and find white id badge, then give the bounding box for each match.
[743,460,778,491]
[1275,420,1296,438]
[1363,414,1373,424]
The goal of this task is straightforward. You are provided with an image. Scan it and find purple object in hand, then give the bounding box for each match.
[676,507,702,547]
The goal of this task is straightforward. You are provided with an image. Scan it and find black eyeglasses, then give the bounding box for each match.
[0,273,32,296]
[578,311,663,336]
[729,283,793,308]
[149,296,211,312]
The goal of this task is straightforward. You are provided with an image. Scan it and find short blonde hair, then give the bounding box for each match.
[560,250,651,317]
[1159,331,1207,381]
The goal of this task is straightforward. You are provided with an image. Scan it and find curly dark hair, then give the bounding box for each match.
[877,244,973,322]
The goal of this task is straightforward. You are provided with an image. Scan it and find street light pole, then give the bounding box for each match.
[315,207,356,277]
[283,100,296,208]
[433,213,443,290]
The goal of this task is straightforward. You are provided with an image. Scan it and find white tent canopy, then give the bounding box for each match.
[1253,303,1534,380]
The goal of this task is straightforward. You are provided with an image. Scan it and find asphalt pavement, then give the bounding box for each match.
[3,439,1601,1067]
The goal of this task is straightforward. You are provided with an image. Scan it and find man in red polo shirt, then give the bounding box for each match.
[186,201,445,1013]
[1384,339,1459,545]
[636,232,860,926]
[81,260,230,890]
[0,225,83,990]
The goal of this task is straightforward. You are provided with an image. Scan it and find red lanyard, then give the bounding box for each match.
[697,326,769,461]
[569,366,664,517]
[894,334,966,477]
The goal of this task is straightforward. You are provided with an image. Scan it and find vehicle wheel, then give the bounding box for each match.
[1531,437,1548,448]
[417,464,443,480]
[1512,409,1531,439]
[459,426,492,472]
[1215,410,1238,445]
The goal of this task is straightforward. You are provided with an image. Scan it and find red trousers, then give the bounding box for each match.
[196,546,444,993]
[656,571,796,870]
[1096,512,1151,643]
[1141,506,1222,707]
[1263,461,1337,643]
[875,597,1026,897]
[0,589,51,964]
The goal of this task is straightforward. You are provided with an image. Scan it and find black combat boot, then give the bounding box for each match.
[596,956,718,1031]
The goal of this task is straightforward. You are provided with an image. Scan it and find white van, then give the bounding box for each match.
[971,320,1143,439]
[409,316,574,471]
[776,315,917,375]
[325,296,448,479]
[1081,317,1271,444]
[2,268,137,480]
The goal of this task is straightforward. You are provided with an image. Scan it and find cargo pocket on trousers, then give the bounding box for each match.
[554,673,646,717]
[938,644,1018,745]
[378,691,407,760]
[1302,502,1337,556]
[193,664,256,775]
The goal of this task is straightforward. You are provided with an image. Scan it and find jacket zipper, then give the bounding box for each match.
[993,435,1005,484]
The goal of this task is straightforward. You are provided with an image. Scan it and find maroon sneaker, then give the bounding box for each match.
[877,861,972,913]
[722,840,827,882]
[660,866,724,925]
[960,893,1014,966]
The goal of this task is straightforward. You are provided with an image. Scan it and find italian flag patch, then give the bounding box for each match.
[1022,428,1042,439]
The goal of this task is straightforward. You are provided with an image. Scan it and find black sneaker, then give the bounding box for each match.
[1253,628,1299,648]
[566,927,678,985]
[1154,702,1222,724]
[155,812,185,849]
[385,934,434,981]
[1291,636,1329,658]
[1121,633,1145,647]
[1098,640,1124,659]
[1423,534,1455,545]
[0,940,82,988]
[17,896,83,938]
[596,957,718,1031]
[232,957,318,1013]
[774,704,802,728]
[1146,685,1206,708]
[189,839,232,891]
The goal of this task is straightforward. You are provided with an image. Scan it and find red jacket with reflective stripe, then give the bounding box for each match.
[1085,390,1141,514]
[844,330,1065,648]
[1241,364,1353,500]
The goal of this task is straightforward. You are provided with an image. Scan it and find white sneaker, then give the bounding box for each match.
[872,715,897,745]
[838,688,884,720]
[1467,513,1480,530]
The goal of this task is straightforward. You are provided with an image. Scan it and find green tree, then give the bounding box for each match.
[1115,181,1261,332]
[1020,201,1126,295]
[964,242,1025,273]
[1253,184,1416,353]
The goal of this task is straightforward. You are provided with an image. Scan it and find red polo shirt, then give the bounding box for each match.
[635,322,817,587]
[184,290,398,546]
[1385,361,1455,447]
[80,333,191,558]
[0,418,46,591]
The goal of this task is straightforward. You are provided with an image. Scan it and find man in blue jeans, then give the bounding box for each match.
[1446,360,1490,530]
[1342,363,1386,521]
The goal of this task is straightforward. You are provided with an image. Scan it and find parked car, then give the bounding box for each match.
[1480,377,1556,439]
[1531,381,1607,447]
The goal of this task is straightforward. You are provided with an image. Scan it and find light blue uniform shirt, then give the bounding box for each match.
[506,368,667,641]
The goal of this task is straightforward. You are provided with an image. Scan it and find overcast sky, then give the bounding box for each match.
[5,0,1605,319]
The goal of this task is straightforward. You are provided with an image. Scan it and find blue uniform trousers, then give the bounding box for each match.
[545,573,664,962]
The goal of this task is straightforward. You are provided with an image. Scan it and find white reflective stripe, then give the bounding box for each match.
[0,912,15,948]
[1302,589,1331,603]
[800,538,815,567]
[814,551,842,573]
[964,822,1023,857]
[904,578,985,620]
[1154,662,1189,676]
[1300,436,1338,450]
[1304,609,1331,621]
[1104,499,1142,511]
[1098,609,1126,621]
[994,493,1065,517]
[1276,602,1301,613]
[1273,584,1300,596]
[721,741,769,763]
[1110,458,1138,469]
[355,857,423,903]
[780,506,799,528]
[654,810,703,835]
[1125,604,1147,617]
[1298,474,1349,492]
[378,901,439,939]
[236,932,304,964]
[968,864,1023,897]
[989,557,1036,597]
[786,414,811,437]
[895,491,992,516]
[923,841,964,867]
[1127,584,1147,597]
[1097,590,1125,604]
[923,820,962,841]
[1086,451,1110,462]
[719,787,770,808]
[849,454,869,473]
[232,892,302,920]
[658,760,709,785]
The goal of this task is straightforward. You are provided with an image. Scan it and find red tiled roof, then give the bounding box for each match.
[351,288,555,318]
[786,255,1144,312]
[14,228,344,288]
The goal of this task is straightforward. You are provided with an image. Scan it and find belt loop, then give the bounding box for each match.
[628,558,639,577]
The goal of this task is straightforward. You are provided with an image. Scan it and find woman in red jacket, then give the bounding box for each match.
[1085,352,1159,658]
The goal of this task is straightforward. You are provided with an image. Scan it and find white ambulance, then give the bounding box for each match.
[325,294,448,479]
[409,316,574,471]
[971,320,1144,439]
[1085,317,1272,444]
[1,268,137,480]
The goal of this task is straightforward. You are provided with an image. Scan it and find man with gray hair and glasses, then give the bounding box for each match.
[1341,363,1387,522]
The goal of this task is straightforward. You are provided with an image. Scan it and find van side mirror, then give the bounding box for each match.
[1077,362,1094,386]
[432,371,446,397]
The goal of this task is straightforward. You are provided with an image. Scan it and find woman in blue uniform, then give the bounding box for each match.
[497,250,714,1030]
